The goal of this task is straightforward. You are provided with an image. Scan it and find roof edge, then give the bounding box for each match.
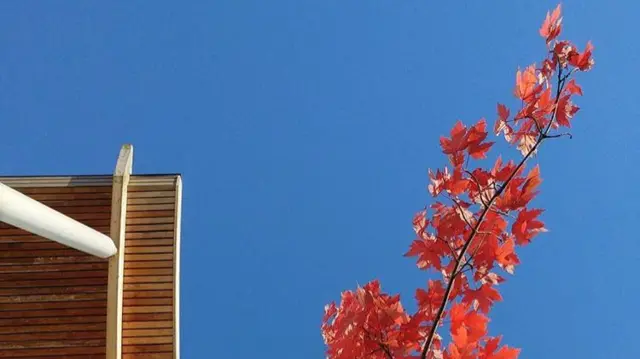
[0,174,181,188]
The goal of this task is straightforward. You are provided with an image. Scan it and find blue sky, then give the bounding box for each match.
[0,1,636,358]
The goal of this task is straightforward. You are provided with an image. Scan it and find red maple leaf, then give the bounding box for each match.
[480,337,521,359]
[514,65,539,101]
[440,121,469,155]
[494,104,514,142]
[564,79,583,96]
[416,280,445,317]
[405,237,444,271]
[491,156,516,182]
[512,208,546,245]
[522,165,542,197]
[556,95,580,128]
[539,4,562,44]
[413,210,429,238]
[467,119,495,159]
[495,238,520,274]
[461,284,502,314]
[569,41,595,71]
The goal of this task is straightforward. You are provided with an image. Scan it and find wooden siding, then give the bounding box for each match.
[0,184,111,358]
[0,175,180,359]
[122,181,177,359]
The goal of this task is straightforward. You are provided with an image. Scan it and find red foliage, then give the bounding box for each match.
[322,5,594,359]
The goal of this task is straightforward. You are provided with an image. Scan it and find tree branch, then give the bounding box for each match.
[419,63,569,359]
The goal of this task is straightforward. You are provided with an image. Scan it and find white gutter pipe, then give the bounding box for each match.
[0,181,117,258]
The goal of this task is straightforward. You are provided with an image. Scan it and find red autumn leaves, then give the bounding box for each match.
[496,5,593,157]
[321,281,420,359]
[447,302,520,359]
[540,4,562,44]
[322,5,593,359]
[440,120,494,161]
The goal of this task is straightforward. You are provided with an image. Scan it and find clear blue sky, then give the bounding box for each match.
[0,1,635,358]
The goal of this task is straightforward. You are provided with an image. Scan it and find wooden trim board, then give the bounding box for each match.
[107,144,134,359]
[0,175,177,188]
[173,176,182,359]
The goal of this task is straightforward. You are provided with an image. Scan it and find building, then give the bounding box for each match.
[0,145,181,358]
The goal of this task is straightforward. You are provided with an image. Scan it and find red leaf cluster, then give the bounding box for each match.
[322,5,594,359]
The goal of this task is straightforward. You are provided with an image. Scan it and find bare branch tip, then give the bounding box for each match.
[544,132,573,140]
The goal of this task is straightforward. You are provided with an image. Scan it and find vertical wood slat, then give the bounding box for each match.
[173,177,182,359]
[107,145,134,359]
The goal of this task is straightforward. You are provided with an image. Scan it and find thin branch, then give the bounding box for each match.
[476,230,496,237]
[380,344,394,359]
[364,329,394,359]
[464,170,491,207]
[459,256,474,273]
[544,132,572,139]
[449,196,475,230]
[368,347,384,356]
[419,61,570,359]
[434,235,458,259]
[490,207,514,219]
[527,115,543,134]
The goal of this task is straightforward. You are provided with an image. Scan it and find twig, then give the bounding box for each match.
[464,170,492,207]
[364,329,394,359]
[544,132,572,139]
[449,196,475,230]
[380,344,394,359]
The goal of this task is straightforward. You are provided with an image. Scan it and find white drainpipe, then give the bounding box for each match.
[0,181,117,258]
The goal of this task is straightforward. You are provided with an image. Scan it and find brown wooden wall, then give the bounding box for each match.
[123,180,179,358]
[0,175,180,359]
[0,184,112,358]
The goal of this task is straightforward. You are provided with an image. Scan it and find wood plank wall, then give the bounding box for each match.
[0,175,180,359]
[122,180,178,359]
[0,185,112,358]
